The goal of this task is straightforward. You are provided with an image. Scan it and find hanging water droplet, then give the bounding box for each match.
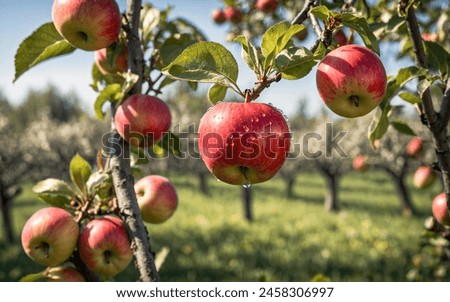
[216,178,221,182]
[243,182,251,189]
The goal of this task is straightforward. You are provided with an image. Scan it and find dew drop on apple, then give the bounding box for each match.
[243,182,251,189]
[261,113,266,117]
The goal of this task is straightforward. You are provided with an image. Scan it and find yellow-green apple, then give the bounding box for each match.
[255,0,279,13]
[95,45,128,78]
[45,266,85,282]
[406,136,424,158]
[198,102,291,185]
[21,207,79,266]
[52,0,122,51]
[432,193,450,226]
[352,154,369,172]
[224,7,243,24]
[413,165,436,189]
[316,45,387,118]
[78,216,133,277]
[212,9,226,24]
[134,175,178,224]
[114,94,171,147]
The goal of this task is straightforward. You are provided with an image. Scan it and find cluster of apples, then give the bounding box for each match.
[212,0,279,25]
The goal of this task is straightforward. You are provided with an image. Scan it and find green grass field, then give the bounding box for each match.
[0,171,445,282]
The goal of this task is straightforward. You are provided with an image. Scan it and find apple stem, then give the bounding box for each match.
[350,95,360,107]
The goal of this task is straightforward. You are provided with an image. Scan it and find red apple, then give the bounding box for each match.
[224,7,243,24]
[334,29,353,47]
[78,216,133,277]
[432,193,450,226]
[406,137,424,158]
[198,102,291,185]
[255,0,279,13]
[352,154,369,172]
[95,45,128,76]
[21,207,79,266]
[134,175,178,224]
[46,266,85,282]
[52,0,122,51]
[114,94,171,147]
[316,45,387,118]
[413,166,436,189]
[212,9,226,24]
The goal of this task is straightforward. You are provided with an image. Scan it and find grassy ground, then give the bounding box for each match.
[0,171,445,281]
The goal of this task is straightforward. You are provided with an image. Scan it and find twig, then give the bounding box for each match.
[291,0,316,25]
[439,77,450,128]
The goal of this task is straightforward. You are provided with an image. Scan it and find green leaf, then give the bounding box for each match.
[19,272,46,282]
[94,84,123,120]
[418,79,432,98]
[86,172,112,199]
[69,153,92,194]
[424,41,450,77]
[208,84,228,104]
[32,178,76,207]
[155,132,181,157]
[261,21,305,69]
[121,73,139,99]
[342,14,380,55]
[90,63,103,92]
[141,6,161,44]
[368,105,392,147]
[398,91,421,104]
[162,41,239,89]
[159,34,197,67]
[155,247,171,271]
[14,22,76,82]
[234,35,262,75]
[274,46,316,80]
[391,121,416,136]
[383,66,428,107]
[309,6,333,22]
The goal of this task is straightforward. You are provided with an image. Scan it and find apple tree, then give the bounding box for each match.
[12,0,450,281]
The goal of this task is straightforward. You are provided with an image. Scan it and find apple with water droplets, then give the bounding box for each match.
[316,45,387,118]
[52,0,122,51]
[134,175,178,224]
[21,207,79,266]
[198,102,291,185]
[78,216,133,277]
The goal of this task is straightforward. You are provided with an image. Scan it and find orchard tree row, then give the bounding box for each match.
[11,0,450,281]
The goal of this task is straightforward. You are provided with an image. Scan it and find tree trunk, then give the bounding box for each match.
[198,171,208,195]
[324,173,339,212]
[392,175,416,216]
[0,193,14,243]
[286,177,295,198]
[242,186,253,222]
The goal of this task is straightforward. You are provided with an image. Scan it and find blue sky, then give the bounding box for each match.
[0,0,411,117]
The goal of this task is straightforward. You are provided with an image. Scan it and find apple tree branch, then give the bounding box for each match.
[108,0,160,282]
[400,0,450,215]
